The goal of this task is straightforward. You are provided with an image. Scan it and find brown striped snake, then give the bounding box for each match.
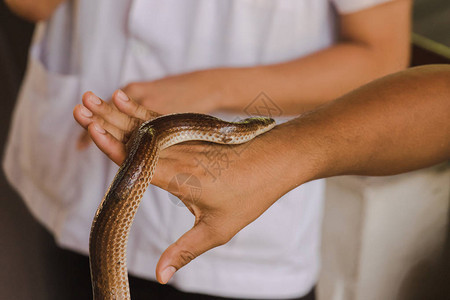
[89,113,276,299]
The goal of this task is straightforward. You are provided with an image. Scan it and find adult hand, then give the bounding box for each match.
[74,65,450,286]
[73,90,293,284]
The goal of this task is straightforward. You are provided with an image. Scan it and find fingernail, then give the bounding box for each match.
[93,123,106,134]
[160,266,176,284]
[81,106,93,118]
[116,89,129,102]
[89,94,102,105]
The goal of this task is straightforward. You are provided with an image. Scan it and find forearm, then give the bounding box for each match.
[260,65,450,191]
[219,41,407,115]
[4,0,64,22]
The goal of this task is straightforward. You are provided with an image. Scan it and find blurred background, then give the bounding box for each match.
[0,1,449,299]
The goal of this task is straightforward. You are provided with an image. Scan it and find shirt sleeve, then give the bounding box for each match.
[331,0,393,14]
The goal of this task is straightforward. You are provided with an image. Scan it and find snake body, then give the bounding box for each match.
[89,113,275,299]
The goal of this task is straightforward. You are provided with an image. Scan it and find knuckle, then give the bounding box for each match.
[116,131,126,143]
[213,232,231,246]
[203,225,231,246]
[144,109,158,121]
[211,225,234,246]
[178,249,196,266]
[92,115,106,126]
[134,104,145,118]
[103,101,114,113]
[127,117,140,131]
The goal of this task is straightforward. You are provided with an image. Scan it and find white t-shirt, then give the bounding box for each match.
[3,0,390,298]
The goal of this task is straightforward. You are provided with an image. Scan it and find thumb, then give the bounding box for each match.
[155,221,225,284]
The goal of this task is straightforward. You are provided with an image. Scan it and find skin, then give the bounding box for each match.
[74,65,450,285]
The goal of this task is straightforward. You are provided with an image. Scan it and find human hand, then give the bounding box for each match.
[76,70,232,149]
[74,89,159,160]
[122,69,231,115]
[74,65,450,285]
[73,90,294,284]
[77,94,126,150]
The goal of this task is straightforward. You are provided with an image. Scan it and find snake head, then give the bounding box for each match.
[242,117,276,134]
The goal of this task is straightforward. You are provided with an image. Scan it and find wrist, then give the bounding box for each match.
[261,117,333,188]
[242,121,326,204]
[208,67,263,112]
[190,68,233,112]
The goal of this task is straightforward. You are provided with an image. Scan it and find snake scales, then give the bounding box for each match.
[89,113,275,299]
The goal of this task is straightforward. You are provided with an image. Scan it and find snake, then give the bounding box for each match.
[88,113,276,299]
